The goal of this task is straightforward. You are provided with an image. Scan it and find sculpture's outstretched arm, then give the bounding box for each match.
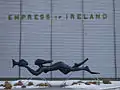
[24,66,44,76]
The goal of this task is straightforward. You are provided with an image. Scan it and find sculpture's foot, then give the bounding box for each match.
[85,66,100,74]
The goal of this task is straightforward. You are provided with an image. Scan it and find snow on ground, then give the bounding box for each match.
[0,80,120,90]
[65,83,120,89]
[64,81,120,90]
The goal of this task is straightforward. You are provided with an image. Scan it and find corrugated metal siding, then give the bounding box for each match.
[52,0,83,78]
[0,0,20,77]
[20,0,51,78]
[0,0,119,79]
[115,0,120,78]
[84,0,114,78]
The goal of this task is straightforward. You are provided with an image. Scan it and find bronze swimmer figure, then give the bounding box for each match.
[12,58,100,76]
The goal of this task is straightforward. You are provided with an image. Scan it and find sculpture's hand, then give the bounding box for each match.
[19,59,28,67]
[12,59,28,68]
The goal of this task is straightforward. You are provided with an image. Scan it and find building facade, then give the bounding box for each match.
[0,0,120,79]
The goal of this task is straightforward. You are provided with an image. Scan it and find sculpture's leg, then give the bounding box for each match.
[84,66,100,74]
[72,58,88,68]
[72,66,100,74]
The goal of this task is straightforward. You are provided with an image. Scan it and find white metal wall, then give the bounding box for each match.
[115,0,120,79]
[0,0,119,79]
[20,0,51,78]
[52,0,83,78]
[0,0,20,77]
[84,0,114,78]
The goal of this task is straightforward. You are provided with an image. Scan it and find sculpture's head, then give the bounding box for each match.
[35,59,53,67]
[35,59,44,66]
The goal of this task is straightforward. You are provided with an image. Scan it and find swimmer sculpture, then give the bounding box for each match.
[12,58,100,76]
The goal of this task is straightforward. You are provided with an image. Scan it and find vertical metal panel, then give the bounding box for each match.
[0,0,20,77]
[19,0,22,79]
[84,0,115,78]
[50,0,53,80]
[20,0,51,78]
[112,0,117,79]
[115,0,120,79]
[52,0,83,78]
[81,0,85,79]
